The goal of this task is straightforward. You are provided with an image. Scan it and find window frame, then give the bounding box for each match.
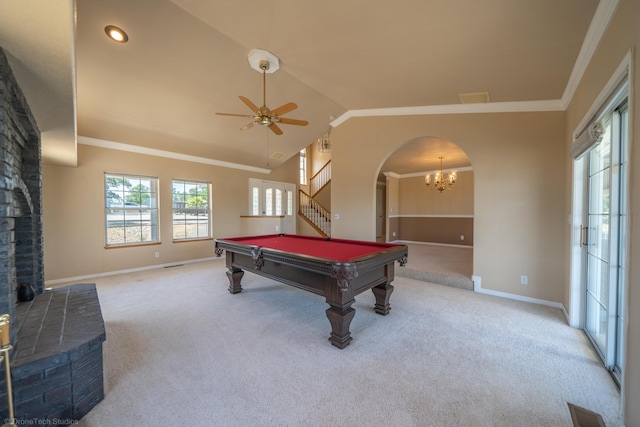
[171,178,212,242]
[104,173,159,247]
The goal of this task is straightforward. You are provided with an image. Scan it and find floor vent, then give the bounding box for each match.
[568,403,606,427]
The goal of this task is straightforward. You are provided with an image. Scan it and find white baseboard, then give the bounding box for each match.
[45,256,224,286]
[471,275,565,310]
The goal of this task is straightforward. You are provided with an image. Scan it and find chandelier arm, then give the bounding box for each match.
[425,156,456,192]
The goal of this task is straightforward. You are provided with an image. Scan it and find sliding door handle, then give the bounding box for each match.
[580,224,588,248]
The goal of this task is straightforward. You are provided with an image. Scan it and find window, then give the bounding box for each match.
[299,148,307,185]
[105,173,159,246]
[251,186,260,215]
[172,179,211,240]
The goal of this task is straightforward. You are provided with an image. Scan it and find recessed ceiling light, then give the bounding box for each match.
[104,25,129,43]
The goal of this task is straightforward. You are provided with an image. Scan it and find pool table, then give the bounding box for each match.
[214,234,408,349]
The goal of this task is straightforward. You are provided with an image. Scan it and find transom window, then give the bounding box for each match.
[172,179,211,240]
[105,173,159,246]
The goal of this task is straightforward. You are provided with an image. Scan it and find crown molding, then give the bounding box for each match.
[331,0,619,128]
[561,0,620,108]
[385,167,473,180]
[78,136,272,174]
[402,166,473,179]
[331,100,564,126]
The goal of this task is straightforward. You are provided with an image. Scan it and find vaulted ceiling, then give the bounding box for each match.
[0,0,605,173]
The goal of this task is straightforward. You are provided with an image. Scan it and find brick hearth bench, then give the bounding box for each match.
[0,284,106,422]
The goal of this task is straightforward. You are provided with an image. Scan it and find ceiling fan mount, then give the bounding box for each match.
[215,50,308,135]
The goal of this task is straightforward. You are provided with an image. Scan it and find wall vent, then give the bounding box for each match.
[459,91,491,104]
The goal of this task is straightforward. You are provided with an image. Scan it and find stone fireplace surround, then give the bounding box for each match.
[1,48,106,422]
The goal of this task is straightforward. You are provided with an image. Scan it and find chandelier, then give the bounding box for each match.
[425,156,457,192]
[318,129,332,153]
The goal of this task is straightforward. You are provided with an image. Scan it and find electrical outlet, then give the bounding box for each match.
[520,275,528,285]
[392,232,396,237]
[460,235,465,240]
[155,251,160,258]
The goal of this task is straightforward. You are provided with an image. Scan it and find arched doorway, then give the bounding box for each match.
[376,136,474,289]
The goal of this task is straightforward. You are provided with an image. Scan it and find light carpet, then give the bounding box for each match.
[396,244,474,290]
[68,258,621,427]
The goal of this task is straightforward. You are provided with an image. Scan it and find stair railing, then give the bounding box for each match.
[310,160,331,197]
[299,189,331,237]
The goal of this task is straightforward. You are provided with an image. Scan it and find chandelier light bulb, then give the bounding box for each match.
[425,156,456,192]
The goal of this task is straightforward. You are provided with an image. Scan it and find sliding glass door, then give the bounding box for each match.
[584,100,628,383]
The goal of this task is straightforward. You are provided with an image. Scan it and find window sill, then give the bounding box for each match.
[105,242,161,249]
[172,237,214,244]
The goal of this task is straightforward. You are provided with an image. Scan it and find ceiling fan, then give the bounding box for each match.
[216,59,309,135]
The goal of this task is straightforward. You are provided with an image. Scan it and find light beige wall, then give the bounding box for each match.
[310,138,331,176]
[297,217,319,236]
[398,170,474,215]
[397,217,473,246]
[42,144,295,281]
[240,216,284,236]
[331,112,566,303]
[308,139,332,210]
[313,183,331,211]
[260,150,299,184]
[385,174,400,240]
[393,170,474,245]
[564,0,639,423]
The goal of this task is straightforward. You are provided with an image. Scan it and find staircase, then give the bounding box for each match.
[299,160,331,237]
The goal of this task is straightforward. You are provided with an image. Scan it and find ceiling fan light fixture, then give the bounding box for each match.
[215,48,308,135]
[105,25,129,43]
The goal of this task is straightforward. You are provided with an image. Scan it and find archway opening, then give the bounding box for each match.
[376,136,474,290]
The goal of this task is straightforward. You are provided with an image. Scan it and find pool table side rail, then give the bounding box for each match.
[219,233,400,248]
[215,238,408,296]
[215,237,408,269]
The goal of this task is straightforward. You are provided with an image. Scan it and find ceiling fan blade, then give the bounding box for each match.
[278,118,309,126]
[216,112,256,118]
[239,96,260,113]
[271,102,297,116]
[268,123,283,135]
[241,121,257,131]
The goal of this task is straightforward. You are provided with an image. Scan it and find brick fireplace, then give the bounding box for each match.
[0,51,43,348]
[1,48,106,422]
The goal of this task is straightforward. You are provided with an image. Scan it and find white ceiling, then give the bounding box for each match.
[0,0,605,173]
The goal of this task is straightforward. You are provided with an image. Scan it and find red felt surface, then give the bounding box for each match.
[223,234,396,262]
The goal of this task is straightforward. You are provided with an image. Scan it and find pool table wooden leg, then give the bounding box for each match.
[325,301,355,349]
[372,282,394,315]
[226,267,244,294]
